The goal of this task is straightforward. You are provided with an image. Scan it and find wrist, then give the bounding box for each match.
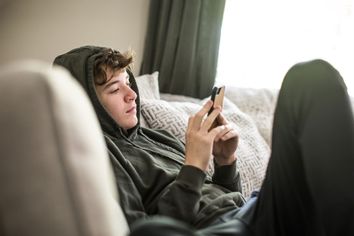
[184,156,210,171]
[214,154,237,166]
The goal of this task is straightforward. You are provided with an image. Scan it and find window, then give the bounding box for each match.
[217,0,354,95]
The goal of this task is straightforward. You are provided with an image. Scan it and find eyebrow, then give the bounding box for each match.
[103,80,120,91]
[102,72,129,91]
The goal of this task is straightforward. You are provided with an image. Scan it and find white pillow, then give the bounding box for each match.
[135,71,160,100]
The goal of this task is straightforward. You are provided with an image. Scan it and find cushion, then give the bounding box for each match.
[135,71,160,100]
[141,97,270,198]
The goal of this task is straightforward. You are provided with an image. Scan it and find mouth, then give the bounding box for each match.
[126,106,136,114]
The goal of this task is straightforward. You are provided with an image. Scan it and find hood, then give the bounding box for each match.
[53,45,141,138]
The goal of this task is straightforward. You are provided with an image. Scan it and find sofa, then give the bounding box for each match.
[1,61,353,236]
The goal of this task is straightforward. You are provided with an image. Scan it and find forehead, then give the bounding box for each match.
[102,69,130,87]
[105,67,126,78]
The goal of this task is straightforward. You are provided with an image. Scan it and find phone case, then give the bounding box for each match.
[208,86,225,115]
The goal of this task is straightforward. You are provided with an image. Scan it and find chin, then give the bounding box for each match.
[128,119,138,129]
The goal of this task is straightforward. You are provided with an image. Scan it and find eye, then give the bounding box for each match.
[109,88,119,94]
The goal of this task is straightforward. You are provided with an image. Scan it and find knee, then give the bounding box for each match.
[283,59,345,92]
[292,59,336,74]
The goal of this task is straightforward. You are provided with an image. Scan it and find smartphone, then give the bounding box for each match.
[208,86,225,115]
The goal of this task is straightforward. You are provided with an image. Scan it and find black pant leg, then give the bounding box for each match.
[251,59,354,236]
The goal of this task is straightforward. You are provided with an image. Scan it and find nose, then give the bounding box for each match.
[124,85,137,103]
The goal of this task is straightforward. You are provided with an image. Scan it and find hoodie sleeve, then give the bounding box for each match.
[212,160,242,193]
[111,147,206,225]
[157,165,206,224]
[139,129,208,224]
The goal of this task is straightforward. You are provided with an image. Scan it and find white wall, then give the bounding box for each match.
[0,0,150,75]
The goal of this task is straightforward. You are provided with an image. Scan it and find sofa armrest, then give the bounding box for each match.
[0,61,128,236]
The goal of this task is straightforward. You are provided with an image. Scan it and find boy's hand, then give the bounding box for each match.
[184,101,227,171]
[212,113,239,166]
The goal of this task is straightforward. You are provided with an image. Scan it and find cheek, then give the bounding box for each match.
[101,96,124,118]
[109,101,124,116]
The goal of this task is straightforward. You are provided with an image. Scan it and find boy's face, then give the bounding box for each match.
[95,68,138,131]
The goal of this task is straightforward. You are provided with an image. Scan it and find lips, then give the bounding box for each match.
[126,106,136,114]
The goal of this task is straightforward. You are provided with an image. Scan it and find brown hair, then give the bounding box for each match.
[94,48,133,85]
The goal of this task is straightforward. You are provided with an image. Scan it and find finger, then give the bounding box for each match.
[220,129,239,141]
[214,124,232,141]
[201,106,222,132]
[186,115,194,134]
[215,123,239,142]
[208,123,227,138]
[191,100,213,130]
[216,112,228,125]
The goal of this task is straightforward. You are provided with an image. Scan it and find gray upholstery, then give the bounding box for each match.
[0,61,129,236]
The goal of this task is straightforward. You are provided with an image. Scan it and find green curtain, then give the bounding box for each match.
[140,0,226,99]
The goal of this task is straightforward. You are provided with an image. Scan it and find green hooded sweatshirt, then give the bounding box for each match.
[53,46,245,229]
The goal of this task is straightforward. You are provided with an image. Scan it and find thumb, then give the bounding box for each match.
[209,125,227,138]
